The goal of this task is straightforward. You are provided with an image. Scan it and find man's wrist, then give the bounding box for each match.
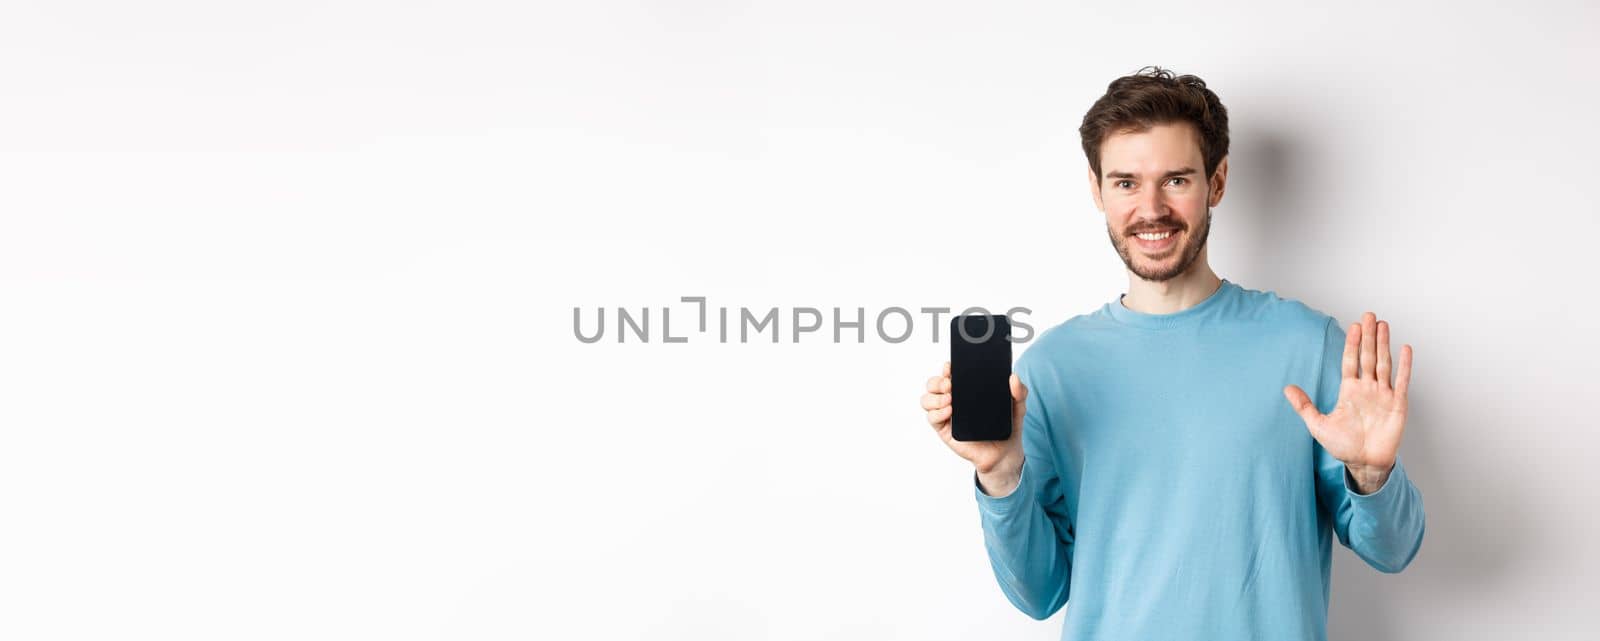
[977,455,1025,498]
[1346,461,1394,495]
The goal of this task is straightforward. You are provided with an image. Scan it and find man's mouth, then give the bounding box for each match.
[1130,228,1180,252]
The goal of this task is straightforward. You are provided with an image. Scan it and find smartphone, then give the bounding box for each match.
[949,314,1013,441]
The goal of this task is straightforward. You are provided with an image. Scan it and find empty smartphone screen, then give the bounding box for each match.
[949,314,1012,441]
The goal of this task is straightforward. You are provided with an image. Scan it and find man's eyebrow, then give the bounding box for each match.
[1104,167,1199,180]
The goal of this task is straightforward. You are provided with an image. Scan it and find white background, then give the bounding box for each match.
[2,1,1597,639]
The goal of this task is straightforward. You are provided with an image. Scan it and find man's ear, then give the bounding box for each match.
[1088,166,1105,212]
[1207,155,1229,207]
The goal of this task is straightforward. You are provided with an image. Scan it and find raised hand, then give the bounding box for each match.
[1283,312,1414,494]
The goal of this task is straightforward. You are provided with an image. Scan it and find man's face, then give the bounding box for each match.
[1089,121,1227,283]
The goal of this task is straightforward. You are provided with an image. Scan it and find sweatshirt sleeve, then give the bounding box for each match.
[1312,316,1427,573]
[972,363,1075,620]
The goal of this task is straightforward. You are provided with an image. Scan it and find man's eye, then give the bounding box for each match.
[1115,180,1133,189]
[1167,177,1187,186]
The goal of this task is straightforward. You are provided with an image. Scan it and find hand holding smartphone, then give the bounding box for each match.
[920,313,1028,495]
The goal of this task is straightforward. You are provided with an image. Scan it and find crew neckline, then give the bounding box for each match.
[1105,278,1237,329]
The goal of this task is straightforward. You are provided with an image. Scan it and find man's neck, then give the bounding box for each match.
[1120,261,1224,315]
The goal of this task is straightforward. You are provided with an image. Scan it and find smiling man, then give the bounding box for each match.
[918,67,1425,639]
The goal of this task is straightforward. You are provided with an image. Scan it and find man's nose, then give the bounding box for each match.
[1136,186,1168,219]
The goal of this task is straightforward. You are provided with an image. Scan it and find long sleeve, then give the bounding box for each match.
[973,364,1075,620]
[1311,317,1427,573]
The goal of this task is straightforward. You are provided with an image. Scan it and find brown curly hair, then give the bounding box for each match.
[1079,66,1230,183]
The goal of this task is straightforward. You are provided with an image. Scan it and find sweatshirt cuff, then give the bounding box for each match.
[1343,455,1410,507]
[974,458,1032,517]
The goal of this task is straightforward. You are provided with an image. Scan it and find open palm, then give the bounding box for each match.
[1283,312,1414,471]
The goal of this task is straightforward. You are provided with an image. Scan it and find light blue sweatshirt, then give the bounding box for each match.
[975,279,1425,640]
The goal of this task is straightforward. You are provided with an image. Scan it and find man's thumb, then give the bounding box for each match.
[1282,384,1321,425]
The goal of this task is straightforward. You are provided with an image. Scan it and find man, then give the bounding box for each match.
[917,67,1425,639]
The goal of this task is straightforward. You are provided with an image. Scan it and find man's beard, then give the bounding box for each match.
[1107,207,1212,283]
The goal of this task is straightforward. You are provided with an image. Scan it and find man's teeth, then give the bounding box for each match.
[1136,231,1174,240]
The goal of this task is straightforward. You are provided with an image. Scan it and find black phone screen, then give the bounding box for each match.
[949,314,1013,442]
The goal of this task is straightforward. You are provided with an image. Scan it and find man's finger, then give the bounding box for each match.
[1282,384,1323,427]
[1359,311,1377,380]
[927,406,952,426]
[1376,320,1393,389]
[1394,344,1413,404]
[921,392,950,411]
[926,375,943,393]
[1342,321,1360,380]
[1010,373,1028,432]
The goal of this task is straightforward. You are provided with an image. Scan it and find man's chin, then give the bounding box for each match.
[1129,256,1188,282]
[1132,270,1180,283]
